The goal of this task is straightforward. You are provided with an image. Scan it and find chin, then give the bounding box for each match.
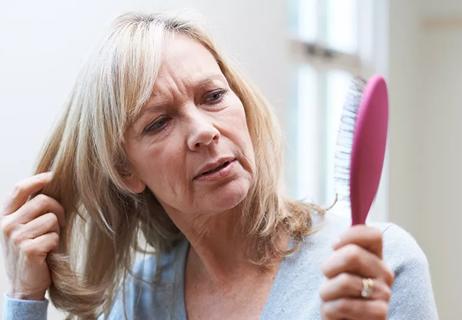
[206,178,251,211]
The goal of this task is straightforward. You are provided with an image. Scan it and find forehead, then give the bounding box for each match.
[129,34,227,125]
[154,33,222,89]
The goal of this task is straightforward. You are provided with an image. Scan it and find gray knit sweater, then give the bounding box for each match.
[3,212,439,319]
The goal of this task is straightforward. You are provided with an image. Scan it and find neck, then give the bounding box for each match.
[167,205,263,284]
[192,211,256,283]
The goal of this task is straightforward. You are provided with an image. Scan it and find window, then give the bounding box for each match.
[287,0,388,220]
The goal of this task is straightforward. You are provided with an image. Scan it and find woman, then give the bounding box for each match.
[1,12,437,319]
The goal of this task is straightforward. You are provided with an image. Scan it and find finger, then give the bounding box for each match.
[322,244,394,286]
[319,273,392,302]
[4,194,65,229]
[2,172,54,215]
[20,232,60,261]
[10,213,61,246]
[321,298,388,320]
[333,225,383,258]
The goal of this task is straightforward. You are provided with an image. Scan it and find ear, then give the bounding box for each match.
[120,168,146,194]
[123,173,146,194]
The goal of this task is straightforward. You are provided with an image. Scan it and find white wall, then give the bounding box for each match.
[0,1,289,319]
[389,0,462,318]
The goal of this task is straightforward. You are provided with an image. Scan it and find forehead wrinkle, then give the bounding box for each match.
[153,73,226,97]
[134,72,228,124]
[149,68,190,108]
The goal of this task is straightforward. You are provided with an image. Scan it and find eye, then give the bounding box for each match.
[204,89,227,104]
[143,115,170,134]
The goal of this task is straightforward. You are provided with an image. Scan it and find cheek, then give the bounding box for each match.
[224,98,251,140]
[222,106,256,174]
[235,108,255,158]
[133,143,188,198]
[151,155,185,194]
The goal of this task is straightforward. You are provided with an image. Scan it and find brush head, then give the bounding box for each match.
[334,75,389,225]
[334,77,366,204]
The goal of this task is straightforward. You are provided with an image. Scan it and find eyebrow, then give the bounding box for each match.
[134,74,227,123]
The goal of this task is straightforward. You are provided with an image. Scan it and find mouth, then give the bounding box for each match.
[194,157,237,180]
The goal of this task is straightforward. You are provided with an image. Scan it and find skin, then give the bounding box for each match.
[0,172,63,300]
[320,225,394,320]
[0,34,394,319]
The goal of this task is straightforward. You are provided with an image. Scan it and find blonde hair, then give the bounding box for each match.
[35,11,324,319]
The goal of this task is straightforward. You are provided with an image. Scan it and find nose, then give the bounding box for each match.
[186,111,220,151]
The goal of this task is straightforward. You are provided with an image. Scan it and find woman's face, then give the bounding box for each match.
[124,34,255,220]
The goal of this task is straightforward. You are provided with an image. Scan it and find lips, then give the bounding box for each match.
[194,157,236,180]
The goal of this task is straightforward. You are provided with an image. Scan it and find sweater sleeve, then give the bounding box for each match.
[2,295,48,320]
[382,223,439,319]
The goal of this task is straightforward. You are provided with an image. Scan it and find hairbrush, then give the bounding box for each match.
[334,75,389,225]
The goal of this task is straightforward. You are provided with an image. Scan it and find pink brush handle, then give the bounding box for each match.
[350,75,389,225]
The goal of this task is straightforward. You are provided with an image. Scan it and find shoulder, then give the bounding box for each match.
[304,209,429,269]
[373,222,430,271]
[296,210,434,289]
[373,223,438,318]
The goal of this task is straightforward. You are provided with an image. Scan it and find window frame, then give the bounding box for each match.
[288,0,389,222]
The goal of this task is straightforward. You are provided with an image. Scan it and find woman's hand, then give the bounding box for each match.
[320,225,394,320]
[1,172,65,300]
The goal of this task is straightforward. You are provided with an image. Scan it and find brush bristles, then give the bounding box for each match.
[334,76,366,204]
